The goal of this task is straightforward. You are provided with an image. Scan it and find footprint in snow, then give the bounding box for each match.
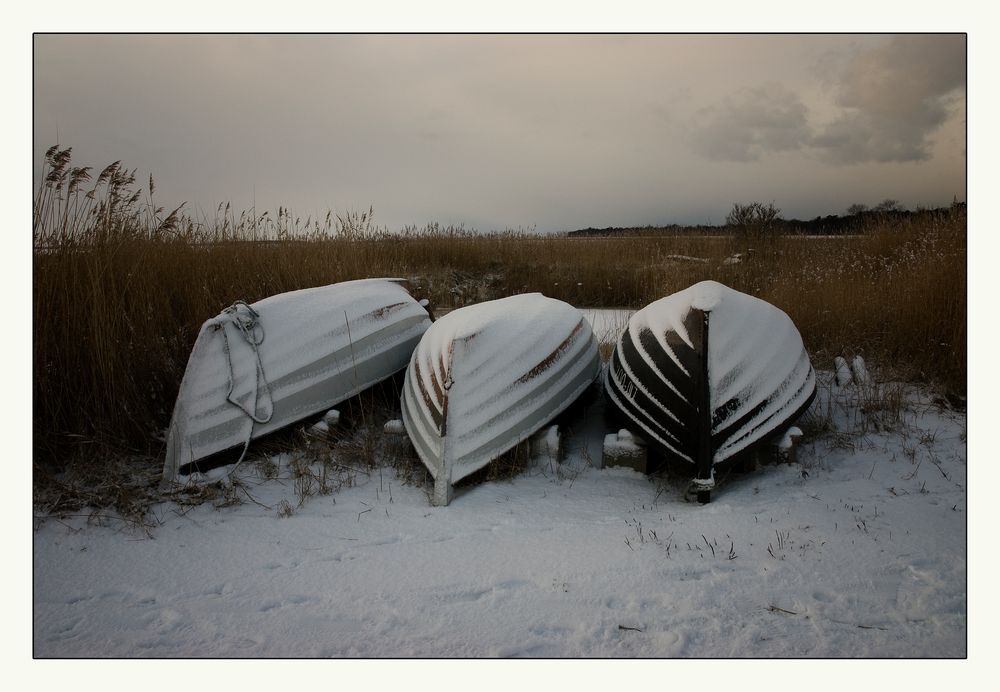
[259,595,313,612]
[46,617,83,641]
[203,582,234,597]
[145,608,185,635]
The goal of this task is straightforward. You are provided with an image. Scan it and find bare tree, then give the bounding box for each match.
[726,201,781,241]
[873,198,903,213]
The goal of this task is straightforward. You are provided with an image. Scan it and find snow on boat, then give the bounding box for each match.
[604,280,815,501]
[401,294,601,505]
[163,279,432,482]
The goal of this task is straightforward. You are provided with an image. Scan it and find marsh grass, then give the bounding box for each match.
[33,147,966,481]
[276,376,429,510]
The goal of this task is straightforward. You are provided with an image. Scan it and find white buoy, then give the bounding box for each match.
[851,356,871,386]
[835,357,853,386]
[308,420,329,436]
[383,419,406,435]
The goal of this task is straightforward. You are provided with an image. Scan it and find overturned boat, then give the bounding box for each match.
[163,279,432,482]
[401,294,601,505]
[605,280,815,501]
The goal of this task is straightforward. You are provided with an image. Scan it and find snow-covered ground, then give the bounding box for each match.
[580,308,633,345]
[33,363,966,658]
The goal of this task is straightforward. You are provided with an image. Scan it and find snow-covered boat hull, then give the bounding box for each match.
[401,294,601,505]
[163,279,432,482]
[604,281,815,500]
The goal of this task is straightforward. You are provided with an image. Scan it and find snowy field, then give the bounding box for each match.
[33,357,967,659]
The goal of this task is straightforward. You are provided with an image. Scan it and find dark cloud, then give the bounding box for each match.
[690,36,965,166]
[691,82,811,162]
[32,35,966,231]
[812,34,966,164]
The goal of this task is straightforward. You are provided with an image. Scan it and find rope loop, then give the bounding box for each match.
[223,301,265,347]
[220,300,273,426]
[213,300,275,479]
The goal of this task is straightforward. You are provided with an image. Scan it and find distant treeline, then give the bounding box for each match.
[567,203,966,237]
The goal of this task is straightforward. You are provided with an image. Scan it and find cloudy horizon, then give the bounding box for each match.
[33,34,966,233]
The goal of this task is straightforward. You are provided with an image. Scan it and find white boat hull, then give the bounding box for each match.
[605,280,815,500]
[163,279,431,481]
[401,294,601,505]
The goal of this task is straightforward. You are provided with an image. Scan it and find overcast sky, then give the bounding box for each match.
[32,34,966,233]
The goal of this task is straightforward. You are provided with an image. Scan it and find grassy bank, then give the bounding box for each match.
[33,147,966,471]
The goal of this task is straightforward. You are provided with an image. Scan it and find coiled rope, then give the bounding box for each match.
[219,301,274,478]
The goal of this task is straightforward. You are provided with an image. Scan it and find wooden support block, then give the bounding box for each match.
[776,427,803,464]
[602,429,647,473]
[382,418,414,460]
[530,425,562,464]
[685,474,716,504]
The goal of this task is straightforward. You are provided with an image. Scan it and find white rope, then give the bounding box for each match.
[221,301,273,424]
[219,300,274,479]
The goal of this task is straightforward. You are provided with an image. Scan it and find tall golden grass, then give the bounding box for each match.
[33,147,966,469]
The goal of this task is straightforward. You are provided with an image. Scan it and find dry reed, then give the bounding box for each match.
[33,147,966,474]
